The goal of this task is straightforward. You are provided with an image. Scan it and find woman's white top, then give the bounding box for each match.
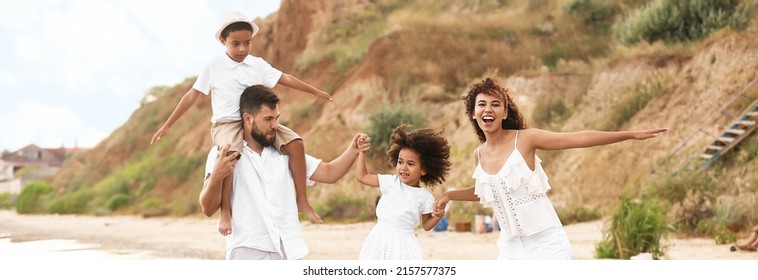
[472,131,562,239]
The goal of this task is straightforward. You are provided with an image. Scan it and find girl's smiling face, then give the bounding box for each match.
[396,147,425,187]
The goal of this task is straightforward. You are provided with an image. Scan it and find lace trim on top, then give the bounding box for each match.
[472,131,554,237]
[472,148,552,208]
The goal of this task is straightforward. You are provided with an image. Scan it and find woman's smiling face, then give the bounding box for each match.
[474,93,506,133]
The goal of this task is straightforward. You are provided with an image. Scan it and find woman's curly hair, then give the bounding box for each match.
[461,77,527,143]
[386,124,451,187]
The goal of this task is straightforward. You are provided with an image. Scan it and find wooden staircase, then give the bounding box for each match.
[698,102,758,169]
[655,76,758,175]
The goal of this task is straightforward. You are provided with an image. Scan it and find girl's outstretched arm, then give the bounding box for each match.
[355,146,379,188]
[529,128,668,151]
[421,206,447,231]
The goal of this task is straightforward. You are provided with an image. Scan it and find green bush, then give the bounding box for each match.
[107,193,133,212]
[532,98,570,129]
[644,169,717,232]
[604,76,668,130]
[613,0,750,45]
[564,0,616,25]
[696,219,737,244]
[16,181,54,214]
[46,189,93,214]
[367,102,428,159]
[140,197,170,217]
[557,205,601,225]
[163,153,205,182]
[0,193,14,209]
[595,196,671,259]
[313,194,372,223]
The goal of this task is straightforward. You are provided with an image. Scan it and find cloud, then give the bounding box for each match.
[0,101,107,151]
[0,71,17,87]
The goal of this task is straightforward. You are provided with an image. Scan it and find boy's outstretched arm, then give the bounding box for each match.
[277,73,333,102]
[151,88,204,144]
[310,133,370,184]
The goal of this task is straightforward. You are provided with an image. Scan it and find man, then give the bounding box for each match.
[199,84,370,260]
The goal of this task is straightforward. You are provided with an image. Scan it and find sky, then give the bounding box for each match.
[0,0,281,152]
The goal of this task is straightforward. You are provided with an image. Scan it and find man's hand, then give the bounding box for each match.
[212,144,237,180]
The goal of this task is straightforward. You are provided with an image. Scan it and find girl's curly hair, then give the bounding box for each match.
[461,77,527,143]
[386,124,451,187]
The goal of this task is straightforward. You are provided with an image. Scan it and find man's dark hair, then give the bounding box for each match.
[240,85,279,118]
[221,22,253,40]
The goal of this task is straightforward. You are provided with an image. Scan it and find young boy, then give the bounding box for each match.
[151,11,330,235]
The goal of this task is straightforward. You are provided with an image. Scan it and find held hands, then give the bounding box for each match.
[432,206,446,218]
[352,133,371,153]
[633,128,668,140]
[434,193,450,215]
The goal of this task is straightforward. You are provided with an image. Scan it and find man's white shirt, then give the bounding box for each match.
[205,141,321,259]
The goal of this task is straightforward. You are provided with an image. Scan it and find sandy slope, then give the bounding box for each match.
[0,210,754,260]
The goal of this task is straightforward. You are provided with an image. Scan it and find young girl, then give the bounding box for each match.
[436,77,668,260]
[355,124,451,260]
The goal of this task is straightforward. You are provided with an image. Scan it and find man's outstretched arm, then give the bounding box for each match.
[309,133,370,184]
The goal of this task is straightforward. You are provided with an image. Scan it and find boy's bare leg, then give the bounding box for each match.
[284,139,323,224]
[218,171,233,236]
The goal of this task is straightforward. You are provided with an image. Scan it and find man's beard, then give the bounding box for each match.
[250,125,275,147]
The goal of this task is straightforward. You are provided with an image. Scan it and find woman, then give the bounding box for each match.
[436,77,667,259]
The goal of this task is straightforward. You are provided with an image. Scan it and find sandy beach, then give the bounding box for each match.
[0,210,754,260]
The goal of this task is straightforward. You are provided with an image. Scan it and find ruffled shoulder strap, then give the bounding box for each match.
[472,146,495,207]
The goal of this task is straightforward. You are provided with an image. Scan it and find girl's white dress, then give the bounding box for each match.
[359,174,434,260]
[473,131,571,259]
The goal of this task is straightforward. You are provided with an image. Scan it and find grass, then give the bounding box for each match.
[557,205,602,225]
[604,74,669,130]
[595,196,671,259]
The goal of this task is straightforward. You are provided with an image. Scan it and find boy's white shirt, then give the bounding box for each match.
[193,53,283,123]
